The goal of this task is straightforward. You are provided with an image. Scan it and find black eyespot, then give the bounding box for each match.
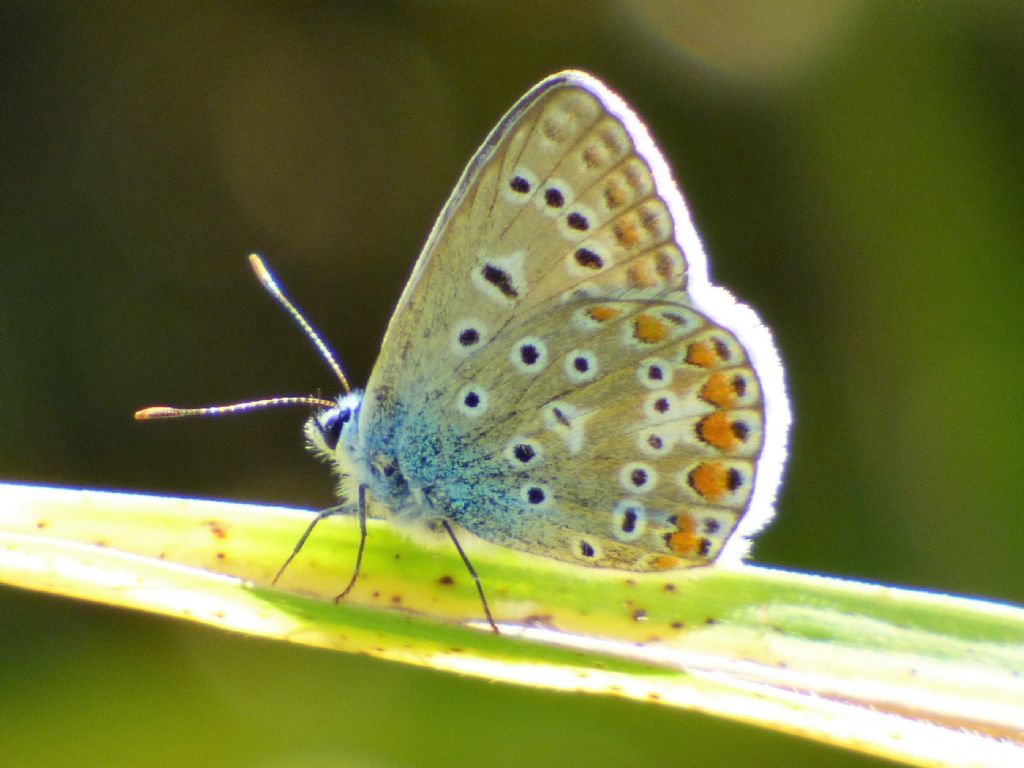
[520,344,539,365]
[544,187,565,208]
[647,434,663,450]
[526,486,546,505]
[567,212,589,231]
[621,507,638,533]
[648,365,663,381]
[579,540,595,558]
[630,468,648,487]
[458,328,480,346]
[573,356,589,372]
[703,518,721,534]
[698,538,712,557]
[732,375,747,397]
[574,248,603,269]
[712,337,731,361]
[726,468,743,491]
[654,397,670,414]
[320,408,351,451]
[481,263,518,299]
[731,421,751,442]
[509,175,531,194]
[513,444,536,463]
[463,391,480,408]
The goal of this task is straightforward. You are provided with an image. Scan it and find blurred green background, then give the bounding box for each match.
[3,3,1023,767]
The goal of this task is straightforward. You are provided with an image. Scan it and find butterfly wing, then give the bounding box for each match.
[358,71,788,569]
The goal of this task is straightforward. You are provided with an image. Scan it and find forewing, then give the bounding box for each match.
[364,71,692,397]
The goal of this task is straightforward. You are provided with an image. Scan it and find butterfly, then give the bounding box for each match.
[139,70,790,633]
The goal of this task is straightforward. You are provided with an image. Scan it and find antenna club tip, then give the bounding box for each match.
[135,406,180,420]
[248,253,271,280]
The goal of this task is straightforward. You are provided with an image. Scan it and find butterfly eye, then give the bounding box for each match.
[319,408,351,451]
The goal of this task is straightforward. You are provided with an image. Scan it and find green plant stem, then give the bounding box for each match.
[1,482,1022,767]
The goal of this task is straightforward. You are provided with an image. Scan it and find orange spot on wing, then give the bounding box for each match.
[542,117,565,142]
[667,514,700,556]
[603,180,626,209]
[700,373,738,408]
[654,249,678,280]
[638,206,663,236]
[624,164,645,191]
[653,555,681,570]
[600,128,623,153]
[614,219,640,247]
[587,305,619,322]
[633,313,668,343]
[697,412,740,451]
[688,462,730,502]
[627,263,656,288]
[685,341,717,368]
[686,337,734,369]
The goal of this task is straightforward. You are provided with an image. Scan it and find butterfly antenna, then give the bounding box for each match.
[248,253,351,394]
[135,396,337,421]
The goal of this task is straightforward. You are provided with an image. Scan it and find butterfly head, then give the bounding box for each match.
[305,391,363,463]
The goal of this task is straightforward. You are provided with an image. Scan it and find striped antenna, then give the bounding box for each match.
[135,396,336,421]
[135,255,347,421]
[248,254,350,394]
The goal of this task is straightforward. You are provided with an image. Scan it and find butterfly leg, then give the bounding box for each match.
[272,502,348,586]
[334,483,368,603]
[441,519,499,634]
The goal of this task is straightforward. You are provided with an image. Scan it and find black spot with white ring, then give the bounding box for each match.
[619,462,657,494]
[481,263,518,300]
[504,437,543,469]
[644,390,679,422]
[574,248,603,269]
[564,349,598,383]
[621,507,638,533]
[567,212,589,231]
[520,483,552,509]
[611,500,647,542]
[637,358,673,390]
[509,175,531,194]
[510,336,548,373]
[515,444,535,463]
[456,384,489,417]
